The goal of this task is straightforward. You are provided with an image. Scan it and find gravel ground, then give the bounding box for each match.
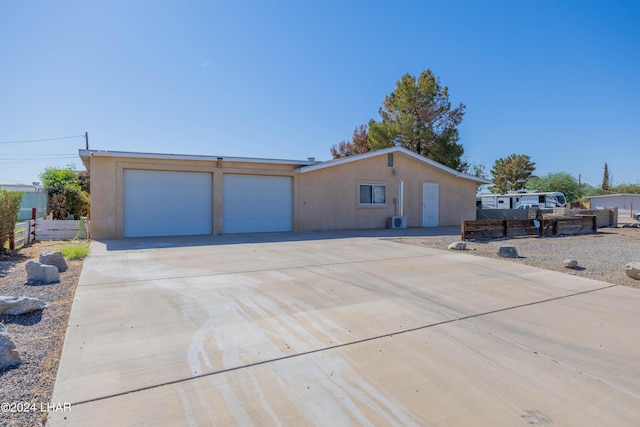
[389,225,640,289]
[0,241,84,427]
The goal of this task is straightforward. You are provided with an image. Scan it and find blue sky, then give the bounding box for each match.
[1,1,638,188]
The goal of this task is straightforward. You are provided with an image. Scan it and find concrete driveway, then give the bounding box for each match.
[49,231,640,426]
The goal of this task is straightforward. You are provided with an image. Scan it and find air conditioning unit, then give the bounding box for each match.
[388,216,407,229]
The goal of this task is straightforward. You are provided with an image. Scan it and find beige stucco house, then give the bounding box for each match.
[79,147,488,239]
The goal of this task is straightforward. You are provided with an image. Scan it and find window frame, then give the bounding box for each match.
[358,183,388,206]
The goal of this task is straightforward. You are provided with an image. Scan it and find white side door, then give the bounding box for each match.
[422,183,439,227]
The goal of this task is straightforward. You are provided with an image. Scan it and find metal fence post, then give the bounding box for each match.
[31,207,37,242]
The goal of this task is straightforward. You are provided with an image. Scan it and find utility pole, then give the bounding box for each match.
[85,132,89,150]
[578,174,581,200]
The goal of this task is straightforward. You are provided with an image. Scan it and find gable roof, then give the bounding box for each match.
[296,146,490,184]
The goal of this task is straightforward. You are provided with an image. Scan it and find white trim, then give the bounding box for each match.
[296,147,490,184]
[79,149,317,167]
[358,183,388,206]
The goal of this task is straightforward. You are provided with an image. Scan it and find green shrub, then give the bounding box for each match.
[40,167,90,220]
[0,190,24,254]
[60,242,89,260]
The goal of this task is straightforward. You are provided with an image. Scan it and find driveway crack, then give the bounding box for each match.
[69,282,620,407]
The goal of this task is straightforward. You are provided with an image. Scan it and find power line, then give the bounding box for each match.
[0,178,38,183]
[0,154,77,158]
[0,134,85,144]
[0,156,78,163]
[0,152,77,156]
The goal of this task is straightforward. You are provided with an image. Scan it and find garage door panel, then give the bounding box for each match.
[223,175,292,233]
[124,170,212,237]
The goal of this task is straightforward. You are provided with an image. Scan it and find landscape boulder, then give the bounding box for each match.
[448,241,467,251]
[626,262,640,280]
[497,246,519,258]
[39,250,68,272]
[0,296,47,315]
[25,261,60,285]
[0,324,21,369]
[564,259,579,269]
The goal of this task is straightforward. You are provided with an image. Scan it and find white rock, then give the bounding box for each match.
[39,250,68,272]
[564,259,579,269]
[448,241,467,250]
[626,262,640,280]
[0,324,21,369]
[0,296,47,315]
[25,261,60,285]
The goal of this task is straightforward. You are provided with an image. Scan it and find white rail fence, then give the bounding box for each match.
[10,219,89,249]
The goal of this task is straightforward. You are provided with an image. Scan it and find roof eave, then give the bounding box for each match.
[296,147,490,184]
[78,149,318,167]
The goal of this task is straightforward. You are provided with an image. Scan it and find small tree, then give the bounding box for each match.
[527,172,579,202]
[601,163,610,193]
[0,190,24,254]
[460,161,488,191]
[330,124,371,159]
[490,154,536,193]
[40,166,90,219]
[580,183,601,198]
[612,182,640,194]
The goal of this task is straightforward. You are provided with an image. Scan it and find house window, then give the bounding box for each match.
[359,184,387,205]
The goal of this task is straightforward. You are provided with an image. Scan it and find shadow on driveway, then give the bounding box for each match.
[100,226,462,251]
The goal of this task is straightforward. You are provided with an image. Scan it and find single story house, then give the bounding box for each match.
[587,193,640,214]
[79,146,489,239]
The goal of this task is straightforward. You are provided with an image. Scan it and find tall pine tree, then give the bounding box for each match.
[602,162,610,193]
[368,69,466,170]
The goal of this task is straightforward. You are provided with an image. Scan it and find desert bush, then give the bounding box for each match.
[40,166,90,219]
[0,190,24,254]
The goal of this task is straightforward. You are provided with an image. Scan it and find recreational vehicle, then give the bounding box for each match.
[477,191,567,209]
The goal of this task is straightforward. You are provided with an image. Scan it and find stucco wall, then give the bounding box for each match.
[87,155,298,238]
[88,150,479,238]
[295,152,477,231]
[589,195,640,213]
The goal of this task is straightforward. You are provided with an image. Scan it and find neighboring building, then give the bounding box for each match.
[588,193,640,213]
[79,147,489,239]
[0,184,47,220]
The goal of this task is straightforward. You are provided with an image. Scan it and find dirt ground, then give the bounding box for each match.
[390,224,640,289]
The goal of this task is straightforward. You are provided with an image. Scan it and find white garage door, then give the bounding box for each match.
[223,174,292,233]
[124,170,212,237]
